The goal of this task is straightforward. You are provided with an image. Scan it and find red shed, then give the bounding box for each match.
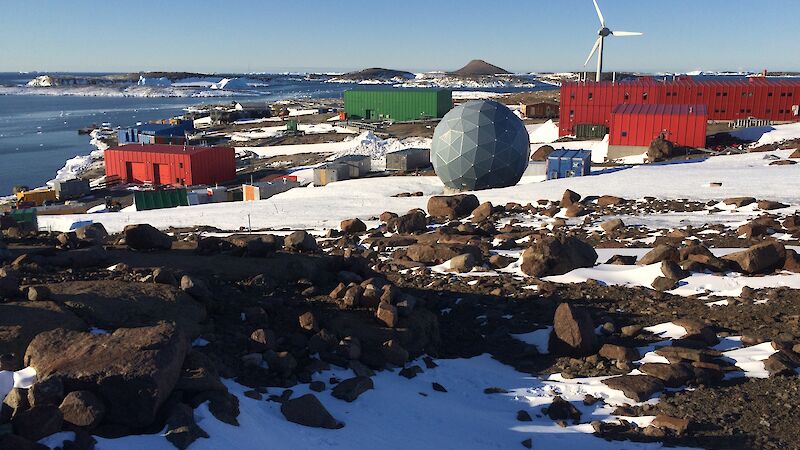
[104,144,236,187]
[610,104,707,148]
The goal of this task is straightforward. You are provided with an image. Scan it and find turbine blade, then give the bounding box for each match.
[611,31,643,36]
[584,37,602,66]
[592,0,605,27]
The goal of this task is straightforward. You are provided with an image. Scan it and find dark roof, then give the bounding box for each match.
[106,144,232,155]
[567,77,800,88]
[611,104,707,116]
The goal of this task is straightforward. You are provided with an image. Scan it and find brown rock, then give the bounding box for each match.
[0,301,86,369]
[381,339,409,366]
[59,390,105,430]
[387,210,427,234]
[470,202,493,222]
[123,224,172,250]
[639,244,679,265]
[280,394,343,429]
[520,235,597,277]
[340,218,367,234]
[597,195,624,207]
[651,414,690,435]
[601,375,664,402]
[427,194,480,219]
[723,197,756,208]
[564,203,587,218]
[299,311,319,332]
[545,396,581,422]
[600,218,624,232]
[599,344,639,362]
[376,303,398,328]
[785,249,800,273]
[11,405,63,441]
[561,189,581,208]
[757,200,788,210]
[551,303,597,355]
[531,145,554,161]
[651,276,677,291]
[331,376,374,402]
[722,241,786,274]
[24,323,190,428]
[639,363,694,388]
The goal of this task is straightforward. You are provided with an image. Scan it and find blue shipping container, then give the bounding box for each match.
[546,149,592,180]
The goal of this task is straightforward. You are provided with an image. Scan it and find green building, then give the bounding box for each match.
[344,88,453,122]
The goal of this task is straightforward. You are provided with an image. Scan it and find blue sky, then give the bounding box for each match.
[0,0,797,73]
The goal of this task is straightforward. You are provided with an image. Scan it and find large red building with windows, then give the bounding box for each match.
[610,104,708,149]
[104,144,236,187]
[559,77,800,137]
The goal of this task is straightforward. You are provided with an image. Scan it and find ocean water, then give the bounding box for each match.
[0,72,552,195]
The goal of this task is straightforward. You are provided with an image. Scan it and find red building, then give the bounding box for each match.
[559,77,800,136]
[105,144,236,187]
[610,104,708,148]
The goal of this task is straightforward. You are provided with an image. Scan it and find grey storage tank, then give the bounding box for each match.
[386,148,431,172]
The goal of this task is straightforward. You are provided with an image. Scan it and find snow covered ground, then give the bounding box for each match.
[38,149,800,234]
[39,353,698,450]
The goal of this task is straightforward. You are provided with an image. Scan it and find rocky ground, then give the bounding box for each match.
[2,187,800,449]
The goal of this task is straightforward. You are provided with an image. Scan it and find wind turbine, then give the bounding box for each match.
[584,0,643,82]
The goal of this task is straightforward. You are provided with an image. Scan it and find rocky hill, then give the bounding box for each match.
[451,60,511,77]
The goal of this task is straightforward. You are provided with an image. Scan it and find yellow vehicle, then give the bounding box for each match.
[15,188,57,206]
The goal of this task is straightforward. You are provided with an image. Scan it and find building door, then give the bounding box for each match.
[131,162,148,183]
[125,162,133,182]
[365,109,372,120]
[153,164,172,185]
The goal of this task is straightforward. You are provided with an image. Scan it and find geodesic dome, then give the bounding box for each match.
[430,100,530,191]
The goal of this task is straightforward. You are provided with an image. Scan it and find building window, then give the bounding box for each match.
[716,92,721,97]
[768,92,773,97]
[781,92,787,97]
[621,131,628,137]
[722,92,728,97]
[624,92,629,100]
[697,92,703,96]
[588,92,593,100]
[176,178,180,183]
[178,162,184,168]
[570,93,575,99]
[766,108,772,113]
[642,92,648,100]
[788,92,794,97]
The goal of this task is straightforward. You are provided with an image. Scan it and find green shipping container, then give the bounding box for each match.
[575,124,609,140]
[9,208,37,227]
[134,189,189,211]
[344,88,453,122]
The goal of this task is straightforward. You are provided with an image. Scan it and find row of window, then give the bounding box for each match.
[573,91,794,100]
[571,108,793,116]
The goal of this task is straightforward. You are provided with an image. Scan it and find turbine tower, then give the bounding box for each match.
[584,0,643,82]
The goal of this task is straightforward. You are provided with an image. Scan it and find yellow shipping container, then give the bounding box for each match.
[16,189,57,206]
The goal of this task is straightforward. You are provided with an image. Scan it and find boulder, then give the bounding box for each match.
[783,215,800,230]
[639,363,694,388]
[651,415,690,435]
[74,223,109,244]
[447,253,476,272]
[722,197,756,208]
[59,390,105,430]
[382,339,409,366]
[550,303,597,356]
[661,260,689,280]
[387,211,427,234]
[427,195,480,219]
[564,204,587,218]
[520,236,597,277]
[470,202,493,222]
[606,255,637,265]
[406,243,482,265]
[598,344,639,362]
[11,405,63,441]
[561,189,581,208]
[26,285,50,302]
[47,280,206,338]
[24,323,190,429]
[0,301,86,369]
[785,249,800,273]
[722,241,786,274]
[152,267,177,285]
[379,212,398,223]
[299,311,319,332]
[123,224,172,250]
[331,376,373,402]
[376,303,398,328]
[27,376,63,407]
[597,195,624,207]
[639,245,679,265]
[180,275,213,305]
[531,145,554,161]
[601,375,664,402]
[340,218,367,234]
[757,200,788,211]
[284,230,318,252]
[163,402,209,450]
[280,394,343,429]
[790,149,800,159]
[647,136,674,162]
[600,218,624,232]
[545,396,581,422]
[651,276,677,291]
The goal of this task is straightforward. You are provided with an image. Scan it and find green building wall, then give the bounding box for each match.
[344,88,453,122]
